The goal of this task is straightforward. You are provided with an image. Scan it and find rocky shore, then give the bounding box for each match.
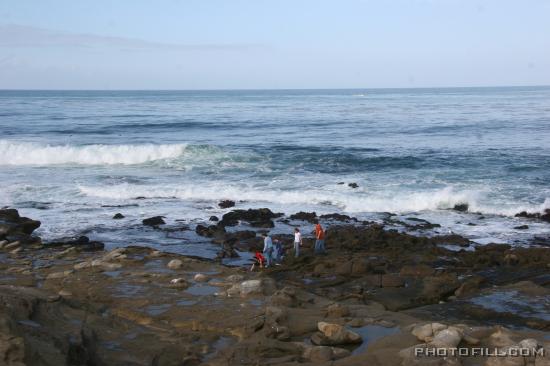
[1,207,550,366]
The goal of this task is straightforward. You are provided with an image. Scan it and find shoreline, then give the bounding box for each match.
[1,207,550,365]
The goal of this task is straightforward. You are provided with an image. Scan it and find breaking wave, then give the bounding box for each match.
[0,140,187,166]
[77,183,550,217]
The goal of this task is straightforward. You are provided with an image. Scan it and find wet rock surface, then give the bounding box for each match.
[1,208,550,366]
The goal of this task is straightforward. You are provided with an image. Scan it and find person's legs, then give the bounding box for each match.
[320,239,326,253]
[314,239,320,254]
[294,242,299,257]
[264,250,272,267]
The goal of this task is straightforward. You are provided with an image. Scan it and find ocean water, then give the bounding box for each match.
[1,87,550,254]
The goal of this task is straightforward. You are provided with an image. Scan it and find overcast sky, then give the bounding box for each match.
[0,0,549,90]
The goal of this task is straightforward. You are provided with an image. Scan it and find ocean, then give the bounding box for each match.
[1,87,549,256]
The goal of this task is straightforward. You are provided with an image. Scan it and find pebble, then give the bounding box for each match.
[167,259,183,270]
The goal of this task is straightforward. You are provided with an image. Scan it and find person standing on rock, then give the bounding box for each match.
[314,222,326,254]
[294,227,302,257]
[261,233,274,267]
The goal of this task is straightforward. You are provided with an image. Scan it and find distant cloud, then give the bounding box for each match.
[0,24,261,52]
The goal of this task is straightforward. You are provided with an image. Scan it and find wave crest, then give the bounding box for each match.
[0,140,187,165]
[77,183,550,217]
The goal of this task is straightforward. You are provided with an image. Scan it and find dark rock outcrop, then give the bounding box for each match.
[319,213,356,222]
[46,236,105,251]
[0,208,41,245]
[195,224,226,238]
[453,203,469,212]
[218,200,236,209]
[142,216,165,226]
[290,211,317,223]
[113,213,125,219]
[515,209,550,223]
[219,208,282,228]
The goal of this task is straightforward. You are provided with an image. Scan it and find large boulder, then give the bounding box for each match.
[219,208,282,227]
[218,200,235,209]
[142,216,165,226]
[0,209,41,245]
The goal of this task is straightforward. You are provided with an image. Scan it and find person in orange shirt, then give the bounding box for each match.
[314,221,326,254]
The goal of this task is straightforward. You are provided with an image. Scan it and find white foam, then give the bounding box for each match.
[77,183,550,217]
[0,140,187,165]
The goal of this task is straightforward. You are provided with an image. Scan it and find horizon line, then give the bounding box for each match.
[0,84,549,92]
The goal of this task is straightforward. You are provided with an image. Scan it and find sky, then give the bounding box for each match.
[0,0,549,90]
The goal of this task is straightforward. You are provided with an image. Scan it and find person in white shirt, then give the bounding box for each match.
[293,227,302,258]
[262,233,274,267]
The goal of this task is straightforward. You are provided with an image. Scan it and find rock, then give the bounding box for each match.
[167,259,183,270]
[142,216,165,226]
[515,209,550,223]
[519,338,538,350]
[302,346,333,362]
[453,203,469,212]
[381,274,405,287]
[488,328,516,348]
[226,274,245,283]
[0,240,7,249]
[46,236,104,251]
[290,211,317,223]
[351,260,368,275]
[421,273,460,302]
[209,216,219,222]
[113,213,125,219]
[227,279,265,297]
[58,289,72,297]
[320,213,356,222]
[270,287,298,307]
[193,273,209,282]
[348,183,359,188]
[346,318,365,327]
[5,241,20,250]
[400,264,435,277]
[239,280,263,296]
[430,328,462,348]
[169,278,189,289]
[216,241,239,259]
[514,225,529,230]
[218,200,235,209]
[326,303,350,318]
[265,306,287,323]
[46,270,73,280]
[219,208,282,227]
[74,261,92,270]
[411,323,448,342]
[195,224,225,238]
[313,322,362,345]
[97,262,122,271]
[102,248,127,261]
[0,209,41,236]
[503,253,519,265]
[376,320,395,328]
[454,275,485,298]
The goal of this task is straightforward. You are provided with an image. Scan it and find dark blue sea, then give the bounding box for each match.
[1,87,549,255]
